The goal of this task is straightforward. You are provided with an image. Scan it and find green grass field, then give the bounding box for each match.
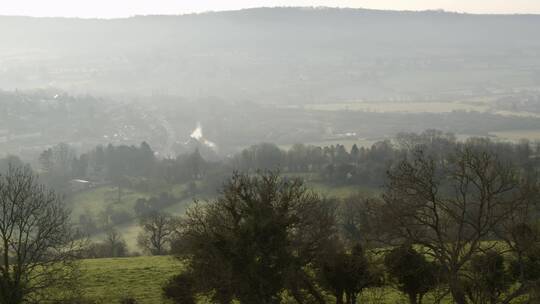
[67,184,196,251]
[78,255,410,304]
[79,256,181,304]
[490,129,540,142]
[304,101,488,113]
[68,186,150,219]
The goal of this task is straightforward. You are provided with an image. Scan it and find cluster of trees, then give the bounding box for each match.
[164,172,375,304]
[164,172,414,304]
[85,229,129,259]
[82,212,180,259]
[163,141,540,304]
[133,192,179,218]
[373,145,540,304]
[232,130,537,187]
[232,140,396,185]
[34,130,540,200]
[39,142,156,192]
[37,141,212,198]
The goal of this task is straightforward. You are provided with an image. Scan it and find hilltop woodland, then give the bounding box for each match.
[3,130,540,303]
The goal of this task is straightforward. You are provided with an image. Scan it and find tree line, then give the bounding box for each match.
[26,130,539,197]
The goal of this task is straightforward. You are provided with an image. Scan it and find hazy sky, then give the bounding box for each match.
[2,0,540,18]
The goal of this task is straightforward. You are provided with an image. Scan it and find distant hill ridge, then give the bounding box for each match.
[1,7,539,100]
[3,7,539,55]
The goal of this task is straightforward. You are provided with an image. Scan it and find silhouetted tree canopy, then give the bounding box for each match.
[168,172,337,304]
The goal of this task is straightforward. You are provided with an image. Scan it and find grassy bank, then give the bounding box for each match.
[79,256,181,304]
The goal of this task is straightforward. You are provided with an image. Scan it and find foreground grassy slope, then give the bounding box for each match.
[80,256,181,304]
[79,256,410,304]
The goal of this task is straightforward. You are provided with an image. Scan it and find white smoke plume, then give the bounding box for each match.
[190,123,203,140]
[189,122,216,149]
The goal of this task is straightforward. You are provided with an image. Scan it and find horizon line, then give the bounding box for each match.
[1,6,539,20]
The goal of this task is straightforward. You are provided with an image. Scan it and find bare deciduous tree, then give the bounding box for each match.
[105,228,128,257]
[0,166,84,304]
[137,212,176,255]
[380,147,537,304]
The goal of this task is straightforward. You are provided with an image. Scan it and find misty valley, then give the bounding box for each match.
[1,6,540,304]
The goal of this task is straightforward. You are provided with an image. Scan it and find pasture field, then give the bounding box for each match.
[68,184,194,250]
[302,99,540,121]
[79,256,181,304]
[68,186,151,220]
[304,101,488,113]
[68,184,192,217]
[490,129,540,142]
[78,256,408,304]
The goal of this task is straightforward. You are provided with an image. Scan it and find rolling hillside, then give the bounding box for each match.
[1,8,539,102]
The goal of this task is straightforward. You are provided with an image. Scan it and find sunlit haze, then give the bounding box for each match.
[2,0,540,301]
[1,0,540,18]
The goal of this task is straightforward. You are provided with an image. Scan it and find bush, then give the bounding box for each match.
[83,230,129,258]
[133,193,178,217]
[384,244,439,304]
[162,273,197,304]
